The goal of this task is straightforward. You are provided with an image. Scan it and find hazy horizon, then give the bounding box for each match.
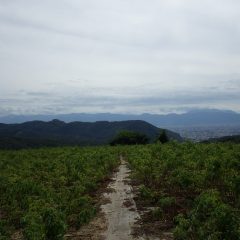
[0,108,239,117]
[1,0,240,115]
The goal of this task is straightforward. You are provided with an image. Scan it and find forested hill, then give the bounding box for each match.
[0,120,182,149]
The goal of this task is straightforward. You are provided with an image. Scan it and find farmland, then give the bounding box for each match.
[126,142,240,239]
[0,142,240,239]
[0,146,120,239]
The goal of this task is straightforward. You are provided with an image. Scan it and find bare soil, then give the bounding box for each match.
[100,157,146,240]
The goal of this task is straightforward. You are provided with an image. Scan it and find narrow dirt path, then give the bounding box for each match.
[66,156,160,240]
[101,156,144,240]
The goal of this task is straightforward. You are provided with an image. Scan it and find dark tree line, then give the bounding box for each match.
[110,130,169,146]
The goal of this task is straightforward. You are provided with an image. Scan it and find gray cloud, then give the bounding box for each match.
[0,0,240,115]
[0,86,239,116]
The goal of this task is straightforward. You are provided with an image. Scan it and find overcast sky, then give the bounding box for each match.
[0,0,240,115]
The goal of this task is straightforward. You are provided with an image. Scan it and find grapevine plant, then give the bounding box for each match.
[126,142,240,239]
[0,146,120,239]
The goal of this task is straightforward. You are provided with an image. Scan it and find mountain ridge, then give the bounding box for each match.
[0,109,239,126]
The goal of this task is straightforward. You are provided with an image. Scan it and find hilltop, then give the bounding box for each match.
[0,120,182,149]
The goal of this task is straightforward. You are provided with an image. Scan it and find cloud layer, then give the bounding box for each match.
[0,0,240,115]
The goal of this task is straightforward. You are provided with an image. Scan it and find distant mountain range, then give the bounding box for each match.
[0,109,239,127]
[0,120,182,149]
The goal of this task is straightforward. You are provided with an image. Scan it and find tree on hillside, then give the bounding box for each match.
[156,130,169,144]
[110,131,149,146]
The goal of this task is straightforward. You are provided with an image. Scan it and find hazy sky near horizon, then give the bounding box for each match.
[0,0,240,115]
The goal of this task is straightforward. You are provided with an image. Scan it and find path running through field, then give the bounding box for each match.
[68,156,160,240]
[101,156,144,240]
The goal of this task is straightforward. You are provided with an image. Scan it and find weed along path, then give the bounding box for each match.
[101,156,143,240]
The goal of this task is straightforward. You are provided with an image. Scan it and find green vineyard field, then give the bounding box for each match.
[126,142,240,239]
[0,146,120,239]
[0,142,240,239]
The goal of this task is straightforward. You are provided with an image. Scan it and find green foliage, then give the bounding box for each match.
[110,131,149,146]
[0,146,120,238]
[158,196,176,209]
[1,142,239,239]
[151,207,163,220]
[21,206,66,240]
[127,142,240,239]
[156,130,169,144]
[139,185,156,201]
[22,211,45,240]
[0,120,164,149]
[174,190,240,240]
[0,220,9,240]
[42,208,66,240]
[76,207,96,228]
[173,214,190,240]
